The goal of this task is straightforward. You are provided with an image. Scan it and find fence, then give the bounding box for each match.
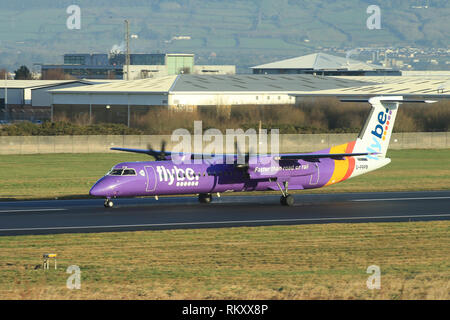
[0,132,448,155]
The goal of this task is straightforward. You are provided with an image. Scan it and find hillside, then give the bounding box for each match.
[0,0,449,71]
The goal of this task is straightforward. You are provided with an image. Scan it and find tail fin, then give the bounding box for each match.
[351,96,437,159]
[353,96,402,159]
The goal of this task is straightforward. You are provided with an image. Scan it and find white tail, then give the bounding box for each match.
[353,96,401,159]
[352,96,437,159]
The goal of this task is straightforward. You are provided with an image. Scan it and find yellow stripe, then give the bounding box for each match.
[325,143,349,186]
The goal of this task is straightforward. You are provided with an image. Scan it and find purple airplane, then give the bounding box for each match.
[89,96,433,207]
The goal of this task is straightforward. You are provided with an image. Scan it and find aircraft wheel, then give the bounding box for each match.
[280,195,294,206]
[198,193,212,204]
[104,199,114,208]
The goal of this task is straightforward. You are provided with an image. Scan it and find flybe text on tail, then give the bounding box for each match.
[367,107,393,160]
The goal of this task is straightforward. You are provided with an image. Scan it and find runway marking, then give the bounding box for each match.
[0,209,67,213]
[352,196,450,202]
[1,213,449,233]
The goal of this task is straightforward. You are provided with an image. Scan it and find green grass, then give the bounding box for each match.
[0,221,448,299]
[321,149,450,193]
[0,149,448,201]
[0,149,448,300]
[0,153,149,200]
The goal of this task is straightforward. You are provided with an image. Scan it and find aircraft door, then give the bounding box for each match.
[144,166,157,192]
[309,162,320,185]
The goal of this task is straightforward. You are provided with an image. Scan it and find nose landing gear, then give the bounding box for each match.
[198,193,212,203]
[104,199,114,208]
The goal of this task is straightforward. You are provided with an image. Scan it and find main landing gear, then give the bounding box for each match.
[276,181,295,206]
[104,199,114,208]
[280,194,294,206]
[198,193,212,204]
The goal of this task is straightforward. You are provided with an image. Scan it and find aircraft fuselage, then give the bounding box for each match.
[89,155,390,199]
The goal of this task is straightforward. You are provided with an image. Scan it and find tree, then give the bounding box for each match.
[107,70,116,80]
[14,65,32,80]
[41,68,76,80]
[0,69,10,80]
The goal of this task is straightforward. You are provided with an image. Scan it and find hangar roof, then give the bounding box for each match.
[49,74,450,99]
[293,77,450,98]
[251,53,387,71]
[50,75,177,94]
[0,80,87,89]
[171,74,372,92]
[50,74,371,94]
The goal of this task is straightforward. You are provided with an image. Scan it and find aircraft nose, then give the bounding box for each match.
[89,179,112,197]
[89,184,103,197]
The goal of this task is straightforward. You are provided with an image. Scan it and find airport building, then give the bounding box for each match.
[49,74,369,107]
[0,79,108,121]
[46,74,368,124]
[46,73,449,126]
[2,70,448,124]
[40,53,235,80]
[251,53,401,76]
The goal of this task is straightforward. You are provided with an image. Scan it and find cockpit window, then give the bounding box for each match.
[107,168,136,176]
[122,169,136,175]
[108,169,124,176]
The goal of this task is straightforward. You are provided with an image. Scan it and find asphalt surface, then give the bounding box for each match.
[0,191,449,236]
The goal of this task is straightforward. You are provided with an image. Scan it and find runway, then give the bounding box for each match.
[0,191,449,236]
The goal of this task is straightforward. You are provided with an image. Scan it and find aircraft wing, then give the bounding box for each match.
[111,148,378,161]
[110,147,238,160]
[111,147,157,155]
[274,152,378,160]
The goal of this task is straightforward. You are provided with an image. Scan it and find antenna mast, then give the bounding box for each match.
[125,20,130,80]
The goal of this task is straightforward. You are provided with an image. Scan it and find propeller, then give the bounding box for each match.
[234,141,253,169]
[146,140,168,161]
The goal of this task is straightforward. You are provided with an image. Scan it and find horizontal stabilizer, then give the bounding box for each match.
[340,98,437,104]
[274,152,378,160]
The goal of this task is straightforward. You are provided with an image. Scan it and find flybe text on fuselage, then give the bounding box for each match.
[366,107,392,160]
[156,165,199,186]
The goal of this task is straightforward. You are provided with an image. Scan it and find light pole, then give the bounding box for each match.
[4,71,7,122]
[124,20,139,81]
[125,20,130,81]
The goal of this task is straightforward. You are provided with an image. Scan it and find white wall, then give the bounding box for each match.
[124,65,236,79]
[193,65,236,75]
[0,88,24,105]
[51,92,169,106]
[401,71,450,78]
[32,83,90,107]
[168,92,295,106]
[124,65,168,80]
